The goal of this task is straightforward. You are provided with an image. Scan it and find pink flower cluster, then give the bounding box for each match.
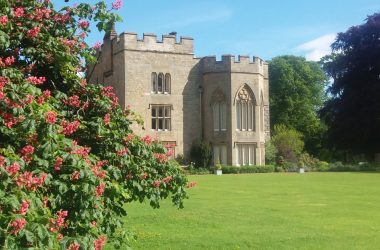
[141,135,153,145]
[71,171,80,181]
[154,153,168,163]
[153,180,161,188]
[68,242,80,250]
[103,113,110,125]
[95,183,105,197]
[54,156,63,171]
[78,19,90,29]
[0,155,5,167]
[21,145,34,163]
[124,134,135,143]
[61,120,80,135]
[18,200,30,215]
[32,7,52,21]
[13,7,24,18]
[65,95,81,107]
[0,113,24,128]
[117,147,128,156]
[26,76,46,85]
[101,86,119,108]
[93,41,102,49]
[94,235,107,250]
[27,27,41,38]
[71,145,91,158]
[162,176,172,184]
[37,90,51,105]
[0,16,8,25]
[48,210,68,232]
[0,56,15,67]
[45,111,57,124]
[6,162,20,175]
[112,0,122,10]
[91,161,107,179]
[16,171,47,191]
[10,218,26,235]
[61,38,76,47]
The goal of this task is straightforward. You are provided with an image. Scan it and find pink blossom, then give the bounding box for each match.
[141,135,153,145]
[95,183,105,197]
[78,19,89,29]
[0,76,8,88]
[42,90,51,98]
[0,16,8,25]
[0,155,5,167]
[93,41,102,49]
[94,235,107,250]
[163,176,172,184]
[65,95,81,107]
[117,147,128,156]
[57,234,64,241]
[10,218,26,235]
[24,94,33,105]
[45,111,57,124]
[68,243,80,250]
[154,153,168,163]
[4,56,15,66]
[16,171,47,191]
[61,38,76,47]
[71,171,80,181]
[71,145,91,158]
[26,76,46,85]
[6,162,20,175]
[124,134,135,143]
[18,200,30,215]
[112,0,122,10]
[103,113,110,125]
[61,120,80,135]
[21,145,34,163]
[13,8,24,18]
[27,27,40,38]
[54,156,63,171]
[48,210,68,232]
[21,145,34,156]
[153,180,161,188]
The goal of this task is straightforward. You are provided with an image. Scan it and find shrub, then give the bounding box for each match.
[265,140,277,165]
[0,1,188,249]
[221,165,275,174]
[272,125,304,163]
[190,141,212,169]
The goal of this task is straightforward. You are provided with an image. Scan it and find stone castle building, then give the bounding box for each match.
[88,29,270,166]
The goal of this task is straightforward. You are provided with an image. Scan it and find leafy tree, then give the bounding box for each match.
[0,0,187,249]
[271,125,304,163]
[269,56,328,155]
[264,140,277,165]
[321,12,380,158]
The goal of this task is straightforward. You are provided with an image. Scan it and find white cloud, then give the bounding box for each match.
[295,33,336,61]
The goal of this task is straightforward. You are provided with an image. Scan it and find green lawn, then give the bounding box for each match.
[107,173,380,250]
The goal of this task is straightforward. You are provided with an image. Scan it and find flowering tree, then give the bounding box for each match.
[0,0,188,249]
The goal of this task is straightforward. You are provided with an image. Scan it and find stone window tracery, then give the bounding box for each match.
[236,85,255,131]
[151,72,171,94]
[151,105,171,131]
[212,89,227,132]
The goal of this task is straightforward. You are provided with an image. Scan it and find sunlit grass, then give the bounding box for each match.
[107,173,380,250]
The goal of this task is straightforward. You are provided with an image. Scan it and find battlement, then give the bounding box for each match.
[108,32,194,55]
[201,55,268,76]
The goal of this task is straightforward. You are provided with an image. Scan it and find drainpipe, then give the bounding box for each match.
[198,85,203,140]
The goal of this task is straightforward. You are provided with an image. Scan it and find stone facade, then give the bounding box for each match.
[88,30,270,166]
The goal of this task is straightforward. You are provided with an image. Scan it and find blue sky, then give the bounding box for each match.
[54,0,380,61]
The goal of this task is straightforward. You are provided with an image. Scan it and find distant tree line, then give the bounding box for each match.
[268,12,380,165]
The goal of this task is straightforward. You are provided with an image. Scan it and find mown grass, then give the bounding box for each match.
[107,173,380,250]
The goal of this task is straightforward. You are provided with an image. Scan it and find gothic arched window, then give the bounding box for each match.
[235,85,255,131]
[212,89,227,132]
[151,72,157,93]
[157,73,164,93]
[164,73,171,93]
